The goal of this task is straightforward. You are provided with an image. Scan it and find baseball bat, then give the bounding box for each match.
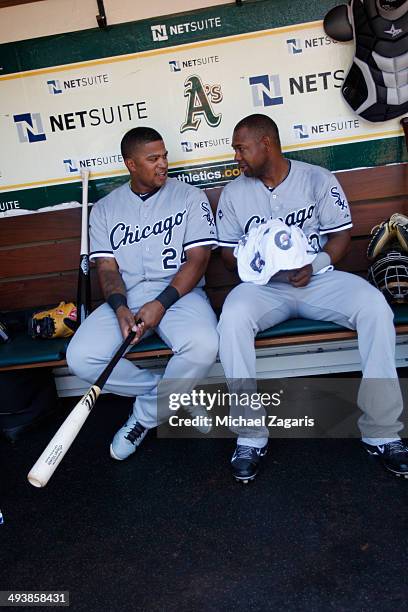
[76,169,91,326]
[27,330,136,488]
[401,117,408,153]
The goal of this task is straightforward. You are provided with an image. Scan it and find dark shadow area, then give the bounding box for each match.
[1,390,407,612]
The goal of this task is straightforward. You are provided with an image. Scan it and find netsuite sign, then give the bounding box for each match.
[248,71,345,107]
[13,102,147,143]
[46,74,110,95]
[151,17,222,42]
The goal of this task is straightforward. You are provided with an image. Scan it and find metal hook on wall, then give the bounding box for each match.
[96,0,107,29]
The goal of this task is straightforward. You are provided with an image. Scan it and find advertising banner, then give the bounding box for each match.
[0,15,405,216]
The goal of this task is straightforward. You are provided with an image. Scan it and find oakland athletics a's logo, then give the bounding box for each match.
[180,75,222,133]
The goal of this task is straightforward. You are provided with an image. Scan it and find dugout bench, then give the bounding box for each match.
[0,162,407,396]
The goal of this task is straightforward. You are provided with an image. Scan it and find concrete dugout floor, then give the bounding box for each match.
[1,394,408,612]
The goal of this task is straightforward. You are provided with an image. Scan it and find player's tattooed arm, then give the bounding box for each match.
[96,257,142,343]
[220,247,237,272]
[134,246,212,339]
[96,257,127,298]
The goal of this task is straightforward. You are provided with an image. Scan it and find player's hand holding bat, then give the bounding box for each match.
[133,301,166,339]
[115,305,144,344]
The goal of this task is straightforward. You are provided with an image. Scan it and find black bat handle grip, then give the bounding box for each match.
[94,330,137,389]
[401,117,408,154]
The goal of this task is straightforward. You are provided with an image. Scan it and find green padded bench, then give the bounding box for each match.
[0,330,169,371]
[2,305,408,372]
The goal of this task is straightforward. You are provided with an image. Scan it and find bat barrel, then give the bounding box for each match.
[27,331,136,488]
[28,475,44,488]
[27,388,100,487]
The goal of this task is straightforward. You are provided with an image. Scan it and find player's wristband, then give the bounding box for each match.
[155,286,180,310]
[107,293,128,312]
[312,251,331,274]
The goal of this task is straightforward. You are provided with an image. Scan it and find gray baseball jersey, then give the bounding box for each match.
[90,177,218,304]
[217,159,352,253]
[216,158,402,448]
[68,178,219,434]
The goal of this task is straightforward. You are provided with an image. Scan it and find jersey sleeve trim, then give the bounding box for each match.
[90,250,115,261]
[320,221,353,235]
[218,239,239,247]
[183,238,218,251]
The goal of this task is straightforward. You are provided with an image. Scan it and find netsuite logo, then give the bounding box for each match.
[248,70,344,107]
[151,17,221,42]
[286,39,302,54]
[13,113,47,143]
[13,103,147,144]
[286,36,337,54]
[181,141,193,152]
[249,75,284,107]
[47,79,63,94]
[181,136,229,152]
[63,159,79,173]
[294,118,360,139]
[169,55,219,73]
[63,154,124,174]
[47,74,109,94]
[293,124,309,139]
[169,60,181,72]
[151,24,168,41]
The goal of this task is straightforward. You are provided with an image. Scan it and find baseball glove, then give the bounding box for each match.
[29,302,78,339]
[390,213,408,252]
[367,213,408,260]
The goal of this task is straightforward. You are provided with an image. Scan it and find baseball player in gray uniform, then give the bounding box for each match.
[67,127,218,461]
[217,113,408,483]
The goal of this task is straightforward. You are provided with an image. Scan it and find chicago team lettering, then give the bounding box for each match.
[110,210,187,250]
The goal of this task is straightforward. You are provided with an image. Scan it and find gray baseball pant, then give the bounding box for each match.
[218,270,403,447]
[67,288,218,429]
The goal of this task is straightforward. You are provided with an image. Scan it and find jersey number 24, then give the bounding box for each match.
[161,247,186,270]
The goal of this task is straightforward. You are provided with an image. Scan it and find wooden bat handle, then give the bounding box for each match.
[401,117,408,153]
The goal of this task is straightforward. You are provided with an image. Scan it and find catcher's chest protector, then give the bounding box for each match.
[324,0,408,122]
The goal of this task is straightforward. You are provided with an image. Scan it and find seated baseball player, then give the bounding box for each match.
[67,126,219,460]
[217,113,408,483]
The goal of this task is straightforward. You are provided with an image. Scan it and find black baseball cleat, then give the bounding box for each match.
[362,440,408,478]
[231,443,268,483]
